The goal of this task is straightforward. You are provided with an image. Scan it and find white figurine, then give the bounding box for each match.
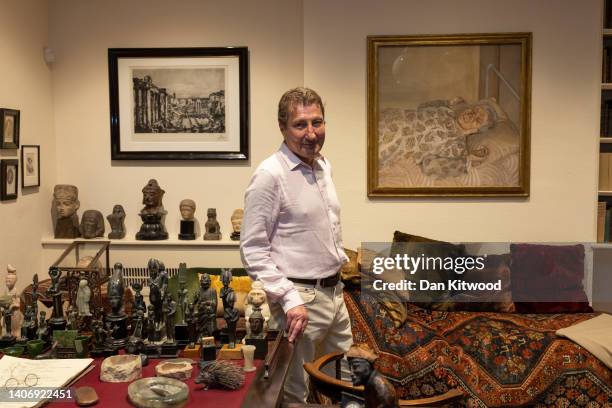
[244,280,271,336]
[5,265,23,337]
[76,278,92,316]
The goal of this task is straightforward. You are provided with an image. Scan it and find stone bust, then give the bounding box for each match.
[204,208,221,240]
[180,199,196,221]
[231,209,244,233]
[140,179,166,215]
[80,210,105,238]
[53,184,80,238]
[346,344,398,408]
[107,204,126,239]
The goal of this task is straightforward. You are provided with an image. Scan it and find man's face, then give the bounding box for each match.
[280,104,325,165]
[349,359,372,386]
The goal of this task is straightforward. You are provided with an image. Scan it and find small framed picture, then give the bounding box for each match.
[21,145,40,187]
[1,159,19,200]
[1,108,20,149]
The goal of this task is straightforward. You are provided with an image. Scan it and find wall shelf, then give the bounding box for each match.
[41,237,240,247]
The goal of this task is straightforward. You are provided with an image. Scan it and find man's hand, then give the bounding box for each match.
[285,305,308,343]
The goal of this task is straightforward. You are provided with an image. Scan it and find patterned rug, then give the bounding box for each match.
[344,288,612,407]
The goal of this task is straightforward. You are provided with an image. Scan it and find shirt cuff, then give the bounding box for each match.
[279,288,304,314]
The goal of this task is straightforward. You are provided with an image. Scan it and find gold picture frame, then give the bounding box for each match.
[367,33,532,197]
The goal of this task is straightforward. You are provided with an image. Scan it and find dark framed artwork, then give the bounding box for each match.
[1,108,20,149]
[367,33,532,197]
[21,145,40,187]
[108,47,249,160]
[1,159,18,200]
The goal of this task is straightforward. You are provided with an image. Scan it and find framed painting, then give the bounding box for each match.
[1,108,20,149]
[109,47,249,160]
[1,159,18,200]
[21,145,40,187]
[367,33,532,197]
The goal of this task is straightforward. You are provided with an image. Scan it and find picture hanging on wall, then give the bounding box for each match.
[21,145,40,188]
[1,159,19,200]
[108,47,249,160]
[367,33,532,197]
[1,108,20,149]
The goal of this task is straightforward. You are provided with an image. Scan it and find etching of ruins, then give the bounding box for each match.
[132,68,225,134]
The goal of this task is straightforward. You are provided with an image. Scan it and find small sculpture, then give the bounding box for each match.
[20,305,36,341]
[248,307,265,339]
[106,263,128,348]
[178,199,196,240]
[163,295,177,343]
[244,280,270,336]
[80,209,105,238]
[107,204,126,239]
[37,311,48,340]
[67,306,78,330]
[203,208,221,240]
[47,267,66,332]
[220,269,233,310]
[146,304,157,343]
[185,303,198,347]
[1,307,13,340]
[148,258,168,325]
[131,282,146,312]
[230,209,243,241]
[223,292,239,349]
[5,264,22,338]
[346,344,399,408]
[31,273,39,317]
[53,184,80,239]
[194,274,217,338]
[76,278,92,316]
[177,263,188,325]
[195,360,245,390]
[136,179,168,240]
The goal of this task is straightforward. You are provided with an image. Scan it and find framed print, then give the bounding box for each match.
[1,159,18,200]
[367,33,532,197]
[1,108,20,149]
[108,47,249,160]
[21,145,40,187]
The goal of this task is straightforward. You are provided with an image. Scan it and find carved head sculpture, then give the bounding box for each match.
[141,179,164,213]
[53,185,79,219]
[200,273,211,290]
[108,204,126,224]
[6,264,16,292]
[148,258,160,279]
[249,307,265,336]
[221,269,232,287]
[80,210,105,238]
[247,281,266,308]
[346,344,378,386]
[231,209,244,233]
[108,262,125,315]
[179,199,196,220]
[207,208,217,220]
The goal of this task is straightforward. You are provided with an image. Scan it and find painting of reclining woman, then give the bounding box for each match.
[367,33,532,197]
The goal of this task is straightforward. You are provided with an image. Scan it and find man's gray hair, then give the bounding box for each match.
[278,87,324,126]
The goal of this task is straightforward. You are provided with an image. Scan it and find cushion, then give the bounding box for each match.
[510,244,592,313]
[556,313,612,369]
[445,253,515,312]
[391,230,466,309]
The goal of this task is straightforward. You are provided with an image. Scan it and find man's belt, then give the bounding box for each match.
[288,272,340,288]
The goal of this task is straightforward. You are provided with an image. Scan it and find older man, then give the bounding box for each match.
[241,87,352,402]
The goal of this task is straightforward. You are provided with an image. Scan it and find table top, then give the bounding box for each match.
[46,339,294,408]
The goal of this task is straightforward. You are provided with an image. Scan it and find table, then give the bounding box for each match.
[47,339,294,408]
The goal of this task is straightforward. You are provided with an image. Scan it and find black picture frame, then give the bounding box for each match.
[108,47,249,160]
[1,108,20,149]
[21,145,40,188]
[1,159,19,200]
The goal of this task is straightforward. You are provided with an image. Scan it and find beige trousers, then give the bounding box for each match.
[271,281,353,403]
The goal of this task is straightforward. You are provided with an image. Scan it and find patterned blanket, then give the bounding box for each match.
[344,288,612,407]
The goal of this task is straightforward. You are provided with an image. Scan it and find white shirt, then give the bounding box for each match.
[240,142,349,313]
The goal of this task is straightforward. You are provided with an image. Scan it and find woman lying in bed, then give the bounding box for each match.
[378,97,505,179]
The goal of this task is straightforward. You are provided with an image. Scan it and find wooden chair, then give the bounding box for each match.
[304,351,463,407]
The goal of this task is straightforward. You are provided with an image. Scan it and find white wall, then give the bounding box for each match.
[303,0,601,247]
[23,0,603,276]
[45,0,304,269]
[0,0,56,293]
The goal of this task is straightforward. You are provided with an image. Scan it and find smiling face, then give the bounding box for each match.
[280,104,325,166]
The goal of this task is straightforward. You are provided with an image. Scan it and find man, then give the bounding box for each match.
[241,87,352,402]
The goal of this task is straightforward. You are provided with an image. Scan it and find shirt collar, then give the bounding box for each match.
[278,142,324,170]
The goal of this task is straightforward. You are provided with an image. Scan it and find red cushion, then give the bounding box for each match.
[510,244,592,313]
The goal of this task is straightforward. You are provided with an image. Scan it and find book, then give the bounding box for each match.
[598,202,606,243]
[0,355,94,408]
[600,153,609,190]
